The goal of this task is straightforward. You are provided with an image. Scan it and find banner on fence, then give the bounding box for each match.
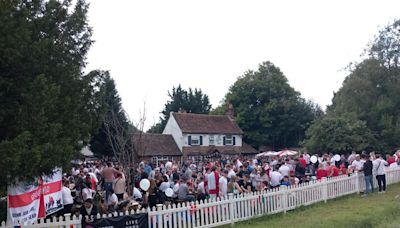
[42,169,63,215]
[7,169,63,225]
[92,213,148,228]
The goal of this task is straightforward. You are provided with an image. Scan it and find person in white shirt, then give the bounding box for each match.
[270,169,283,188]
[172,181,180,199]
[105,189,118,212]
[132,187,142,200]
[62,180,74,214]
[82,184,94,201]
[303,152,311,165]
[197,178,206,195]
[351,155,364,171]
[219,170,228,198]
[373,154,388,193]
[159,175,170,192]
[227,165,236,179]
[278,159,291,177]
[112,173,126,201]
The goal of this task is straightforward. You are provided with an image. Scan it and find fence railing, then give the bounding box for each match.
[3,167,400,228]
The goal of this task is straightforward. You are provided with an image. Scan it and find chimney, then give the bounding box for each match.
[225,102,234,120]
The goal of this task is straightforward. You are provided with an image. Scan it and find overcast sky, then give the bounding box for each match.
[86,0,400,130]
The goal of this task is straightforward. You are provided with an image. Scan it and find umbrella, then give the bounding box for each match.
[277,149,298,157]
[256,151,277,158]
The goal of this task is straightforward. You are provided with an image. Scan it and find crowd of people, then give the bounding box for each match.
[61,150,400,225]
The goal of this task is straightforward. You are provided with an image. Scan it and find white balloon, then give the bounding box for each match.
[310,155,318,164]
[333,154,341,162]
[139,179,150,191]
[165,188,174,197]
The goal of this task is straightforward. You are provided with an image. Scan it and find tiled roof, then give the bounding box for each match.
[172,113,243,134]
[132,133,182,156]
[182,143,257,156]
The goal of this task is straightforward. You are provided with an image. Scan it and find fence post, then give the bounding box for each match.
[322,177,328,203]
[354,171,360,194]
[156,204,163,228]
[282,186,288,214]
[228,193,235,227]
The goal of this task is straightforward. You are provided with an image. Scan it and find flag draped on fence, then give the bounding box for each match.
[7,169,63,226]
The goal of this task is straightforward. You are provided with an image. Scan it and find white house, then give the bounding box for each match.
[163,112,257,160]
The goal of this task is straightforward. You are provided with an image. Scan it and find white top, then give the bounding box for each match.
[270,171,283,187]
[228,170,236,179]
[89,172,98,183]
[352,160,364,171]
[373,159,388,175]
[219,176,228,197]
[159,182,170,192]
[132,187,142,200]
[304,154,311,164]
[62,186,73,205]
[173,183,180,198]
[197,182,205,194]
[82,188,94,201]
[278,164,290,177]
[107,193,118,205]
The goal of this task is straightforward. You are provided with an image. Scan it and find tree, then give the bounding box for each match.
[223,61,321,149]
[102,104,146,195]
[368,19,400,69]
[89,72,130,157]
[308,19,400,153]
[0,0,103,186]
[328,58,400,151]
[150,85,212,133]
[302,116,375,154]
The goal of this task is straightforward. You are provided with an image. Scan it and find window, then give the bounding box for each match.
[224,135,236,145]
[190,136,200,145]
[152,156,171,167]
[188,135,203,146]
[225,135,233,145]
[209,135,215,145]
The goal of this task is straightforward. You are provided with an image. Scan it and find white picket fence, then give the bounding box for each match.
[2,167,400,228]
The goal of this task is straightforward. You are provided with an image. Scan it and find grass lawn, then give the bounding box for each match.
[223,183,400,228]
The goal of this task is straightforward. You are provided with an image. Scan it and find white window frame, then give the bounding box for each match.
[152,156,171,167]
[190,135,200,145]
[225,135,233,145]
[209,135,215,145]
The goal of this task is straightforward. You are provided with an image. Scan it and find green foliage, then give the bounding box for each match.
[302,116,375,154]
[369,19,400,69]
[305,19,400,153]
[0,0,103,185]
[89,72,129,157]
[328,59,400,151]
[152,85,212,133]
[147,122,164,134]
[225,61,322,149]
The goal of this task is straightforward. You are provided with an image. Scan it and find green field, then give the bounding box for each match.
[224,183,400,228]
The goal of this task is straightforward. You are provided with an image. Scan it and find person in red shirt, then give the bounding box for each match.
[387,155,396,165]
[316,164,327,180]
[330,164,339,177]
[339,164,347,175]
[325,162,333,177]
[299,155,306,168]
